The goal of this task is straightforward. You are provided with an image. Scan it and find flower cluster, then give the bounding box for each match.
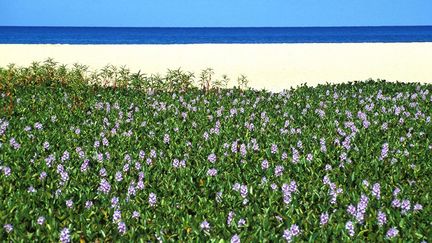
[0,76,430,242]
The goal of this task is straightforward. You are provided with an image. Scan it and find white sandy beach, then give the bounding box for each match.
[1,43,431,92]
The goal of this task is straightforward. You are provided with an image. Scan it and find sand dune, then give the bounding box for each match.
[1,43,431,91]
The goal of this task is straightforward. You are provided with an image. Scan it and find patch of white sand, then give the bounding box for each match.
[1,43,431,91]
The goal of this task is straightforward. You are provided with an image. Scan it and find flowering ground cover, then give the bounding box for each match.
[0,62,431,242]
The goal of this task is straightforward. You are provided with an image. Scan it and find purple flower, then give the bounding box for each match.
[261,160,269,170]
[77,148,85,159]
[215,191,223,203]
[393,188,401,196]
[320,138,327,152]
[0,119,9,136]
[323,175,331,185]
[207,168,218,176]
[240,185,248,198]
[111,197,119,208]
[3,167,11,176]
[372,183,381,199]
[102,137,109,146]
[401,199,411,213]
[97,153,103,162]
[315,109,326,118]
[180,160,186,167]
[200,220,210,230]
[414,203,423,211]
[290,224,300,236]
[149,192,157,207]
[34,122,43,130]
[289,180,297,192]
[135,161,141,171]
[132,211,140,219]
[99,168,107,177]
[172,159,180,168]
[113,210,122,223]
[233,183,241,191]
[297,140,303,149]
[377,211,387,227]
[115,171,123,182]
[291,148,300,164]
[80,159,89,172]
[231,141,238,154]
[237,218,246,227]
[274,165,284,177]
[59,227,70,243]
[139,150,145,160]
[85,200,93,209]
[28,186,36,193]
[283,192,292,205]
[37,216,45,225]
[117,221,127,235]
[208,153,217,163]
[39,171,47,180]
[283,224,300,242]
[240,144,247,157]
[9,138,20,150]
[98,178,111,194]
[137,180,145,190]
[45,154,55,167]
[203,132,209,141]
[123,163,130,172]
[386,227,399,239]
[66,199,73,208]
[43,141,50,150]
[61,151,70,162]
[57,164,65,174]
[320,212,329,226]
[4,224,13,233]
[163,134,170,144]
[392,199,401,208]
[345,221,355,237]
[380,143,389,160]
[271,144,278,154]
[357,194,369,214]
[231,234,240,243]
[342,136,352,151]
[282,229,293,242]
[227,211,235,225]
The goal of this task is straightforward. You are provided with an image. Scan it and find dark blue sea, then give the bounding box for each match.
[1,26,432,44]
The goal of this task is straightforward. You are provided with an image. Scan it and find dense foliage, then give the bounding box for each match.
[0,61,431,242]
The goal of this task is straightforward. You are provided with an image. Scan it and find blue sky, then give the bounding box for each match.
[1,0,431,27]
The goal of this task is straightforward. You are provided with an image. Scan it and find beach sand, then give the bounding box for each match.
[1,43,431,92]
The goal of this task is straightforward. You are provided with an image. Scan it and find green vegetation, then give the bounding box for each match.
[0,59,431,242]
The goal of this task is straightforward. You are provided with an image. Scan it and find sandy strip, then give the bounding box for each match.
[1,43,432,92]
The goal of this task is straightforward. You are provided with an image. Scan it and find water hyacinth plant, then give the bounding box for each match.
[0,60,431,241]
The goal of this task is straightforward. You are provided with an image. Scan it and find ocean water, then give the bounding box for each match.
[1,26,432,44]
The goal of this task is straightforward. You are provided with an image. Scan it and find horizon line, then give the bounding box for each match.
[1,25,432,28]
